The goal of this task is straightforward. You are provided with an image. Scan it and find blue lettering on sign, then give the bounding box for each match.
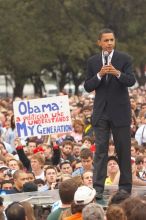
[16,122,28,137]
[16,122,35,137]
[16,123,72,137]
[18,101,59,115]
[37,125,42,134]
[27,126,35,136]
[37,124,72,134]
[18,103,27,115]
[42,103,59,111]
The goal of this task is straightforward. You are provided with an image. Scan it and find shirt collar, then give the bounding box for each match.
[102,49,114,65]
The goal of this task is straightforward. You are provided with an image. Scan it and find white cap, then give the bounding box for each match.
[74,186,96,205]
[0,165,9,170]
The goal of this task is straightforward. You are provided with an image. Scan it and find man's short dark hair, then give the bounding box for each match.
[5,202,26,220]
[108,189,130,206]
[135,156,144,165]
[1,180,13,189]
[80,148,93,159]
[13,170,26,180]
[98,28,115,40]
[59,179,78,204]
[82,136,93,144]
[60,160,71,169]
[34,178,45,186]
[44,165,57,176]
[23,182,38,192]
[62,140,74,149]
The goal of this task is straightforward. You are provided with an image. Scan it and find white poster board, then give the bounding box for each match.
[13,95,72,138]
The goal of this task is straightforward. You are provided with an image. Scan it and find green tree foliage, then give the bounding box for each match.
[0,0,56,96]
[83,0,146,85]
[0,0,146,97]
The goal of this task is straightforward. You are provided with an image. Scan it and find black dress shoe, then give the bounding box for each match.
[95,192,103,200]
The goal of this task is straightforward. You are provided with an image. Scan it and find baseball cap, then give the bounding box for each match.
[74,186,96,205]
[108,156,119,164]
[64,135,75,142]
[60,160,71,168]
[0,165,9,170]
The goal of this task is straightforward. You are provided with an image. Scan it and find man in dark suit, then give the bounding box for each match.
[84,28,136,199]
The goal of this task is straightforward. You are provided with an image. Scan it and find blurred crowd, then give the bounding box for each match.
[0,85,146,219]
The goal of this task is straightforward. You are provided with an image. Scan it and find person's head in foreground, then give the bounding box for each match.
[82,203,105,220]
[106,204,127,220]
[71,185,96,214]
[5,202,26,220]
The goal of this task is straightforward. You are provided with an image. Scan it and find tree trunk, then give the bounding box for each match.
[59,73,66,92]
[33,76,45,97]
[72,73,83,95]
[13,81,25,98]
[13,73,27,98]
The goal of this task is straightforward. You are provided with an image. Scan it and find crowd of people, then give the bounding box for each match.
[0,85,145,219]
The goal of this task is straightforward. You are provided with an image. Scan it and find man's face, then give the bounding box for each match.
[82,171,93,187]
[23,147,30,156]
[74,162,82,170]
[107,160,119,175]
[62,145,72,156]
[27,173,35,182]
[2,183,13,190]
[0,168,7,181]
[73,145,81,157]
[83,109,91,117]
[131,146,136,157]
[8,160,19,170]
[45,168,57,184]
[83,140,92,149]
[98,33,115,53]
[28,142,37,153]
[31,159,42,172]
[130,98,137,110]
[81,157,93,170]
[14,173,28,190]
[142,104,146,111]
[44,148,52,159]
[61,163,72,174]
[74,124,83,133]
[0,160,5,166]
[136,162,144,172]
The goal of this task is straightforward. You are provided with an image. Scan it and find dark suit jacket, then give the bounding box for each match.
[84,50,136,127]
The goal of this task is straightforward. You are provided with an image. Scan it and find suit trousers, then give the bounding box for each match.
[93,117,132,193]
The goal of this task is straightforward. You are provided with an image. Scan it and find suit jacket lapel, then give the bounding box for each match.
[111,50,119,66]
[97,53,107,83]
[96,53,103,72]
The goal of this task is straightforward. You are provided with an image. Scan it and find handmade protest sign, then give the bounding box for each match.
[13,95,72,138]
